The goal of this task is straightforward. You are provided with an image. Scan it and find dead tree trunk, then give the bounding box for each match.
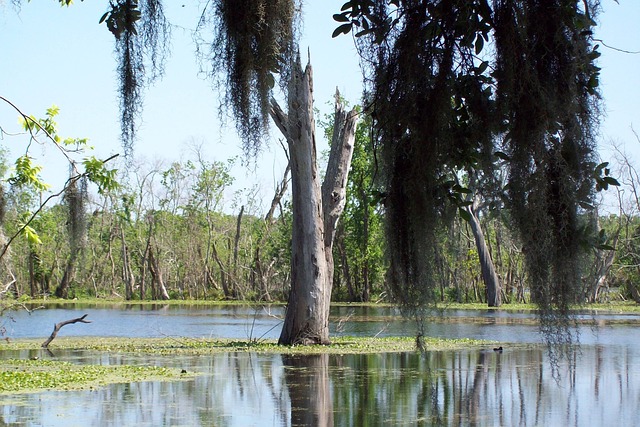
[254,158,291,301]
[148,246,170,300]
[232,205,244,287]
[120,228,135,300]
[587,215,620,302]
[270,58,358,345]
[55,255,75,299]
[466,199,501,307]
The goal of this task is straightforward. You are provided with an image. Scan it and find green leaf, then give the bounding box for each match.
[459,207,472,222]
[23,225,42,246]
[603,176,620,186]
[340,1,354,12]
[355,28,374,38]
[494,151,510,161]
[476,61,489,74]
[333,13,350,23]
[596,244,615,251]
[595,161,609,171]
[578,201,594,210]
[332,23,352,38]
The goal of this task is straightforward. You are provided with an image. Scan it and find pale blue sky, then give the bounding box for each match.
[1,1,638,212]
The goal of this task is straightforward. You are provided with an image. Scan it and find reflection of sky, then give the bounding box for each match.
[3,305,639,426]
[1,348,638,426]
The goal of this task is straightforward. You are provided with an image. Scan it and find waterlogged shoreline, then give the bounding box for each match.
[6,297,640,313]
[1,299,637,395]
[0,335,500,395]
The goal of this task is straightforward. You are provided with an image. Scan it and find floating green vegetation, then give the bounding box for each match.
[0,358,190,395]
[0,336,513,395]
[1,335,493,356]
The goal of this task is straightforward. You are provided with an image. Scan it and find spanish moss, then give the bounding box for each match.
[355,0,601,366]
[113,0,170,157]
[196,0,300,156]
[65,171,88,256]
[494,0,600,358]
[361,0,498,314]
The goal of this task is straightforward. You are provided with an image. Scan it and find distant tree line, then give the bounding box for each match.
[1,107,637,305]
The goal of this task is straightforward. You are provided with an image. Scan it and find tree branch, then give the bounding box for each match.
[269,98,289,140]
[0,154,119,261]
[41,314,91,348]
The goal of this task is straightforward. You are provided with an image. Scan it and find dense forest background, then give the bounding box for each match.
[1,110,638,305]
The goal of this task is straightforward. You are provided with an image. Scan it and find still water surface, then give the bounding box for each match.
[1,304,639,426]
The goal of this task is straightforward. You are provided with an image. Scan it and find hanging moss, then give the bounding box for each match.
[110,0,170,157]
[65,171,88,256]
[493,0,600,353]
[198,0,300,156]
[350,0,601,363]
[361,0,498,312]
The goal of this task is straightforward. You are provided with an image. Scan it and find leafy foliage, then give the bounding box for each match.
[0,101,119,261]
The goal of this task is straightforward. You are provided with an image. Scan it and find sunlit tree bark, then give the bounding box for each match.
[270,58,358,345]
[466,199,501,307]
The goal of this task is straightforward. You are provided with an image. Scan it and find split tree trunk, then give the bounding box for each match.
[270,58,358,345]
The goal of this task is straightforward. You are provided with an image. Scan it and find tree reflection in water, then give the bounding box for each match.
[1,346,638,426]
[283,354,334,426]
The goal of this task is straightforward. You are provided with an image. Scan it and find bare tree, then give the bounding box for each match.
[270,59,358,345]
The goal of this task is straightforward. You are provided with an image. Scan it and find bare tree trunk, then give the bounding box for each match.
[41,314,91,348]
[148,246,170,300]
[630,281,640,304]
[337,234,356,302]
[361,189,371,302]
[466,199,501,307]
[139,214,157,301]
[589,239,618,302]
[28,249,38,297]
[271,62,329,344]
[211,241,231,298]
[120,228,135,300]
[55,255,75,299]
[265,158,291,223]
[254,155,291,301]
[270,59,358,345]
[321,90,358,289]
[587,213,619,303]
[233,205,244,283]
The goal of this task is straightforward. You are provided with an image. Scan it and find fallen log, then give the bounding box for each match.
[41,314,91,348]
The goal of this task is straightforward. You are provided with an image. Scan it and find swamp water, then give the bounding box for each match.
[1,304,639,426]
